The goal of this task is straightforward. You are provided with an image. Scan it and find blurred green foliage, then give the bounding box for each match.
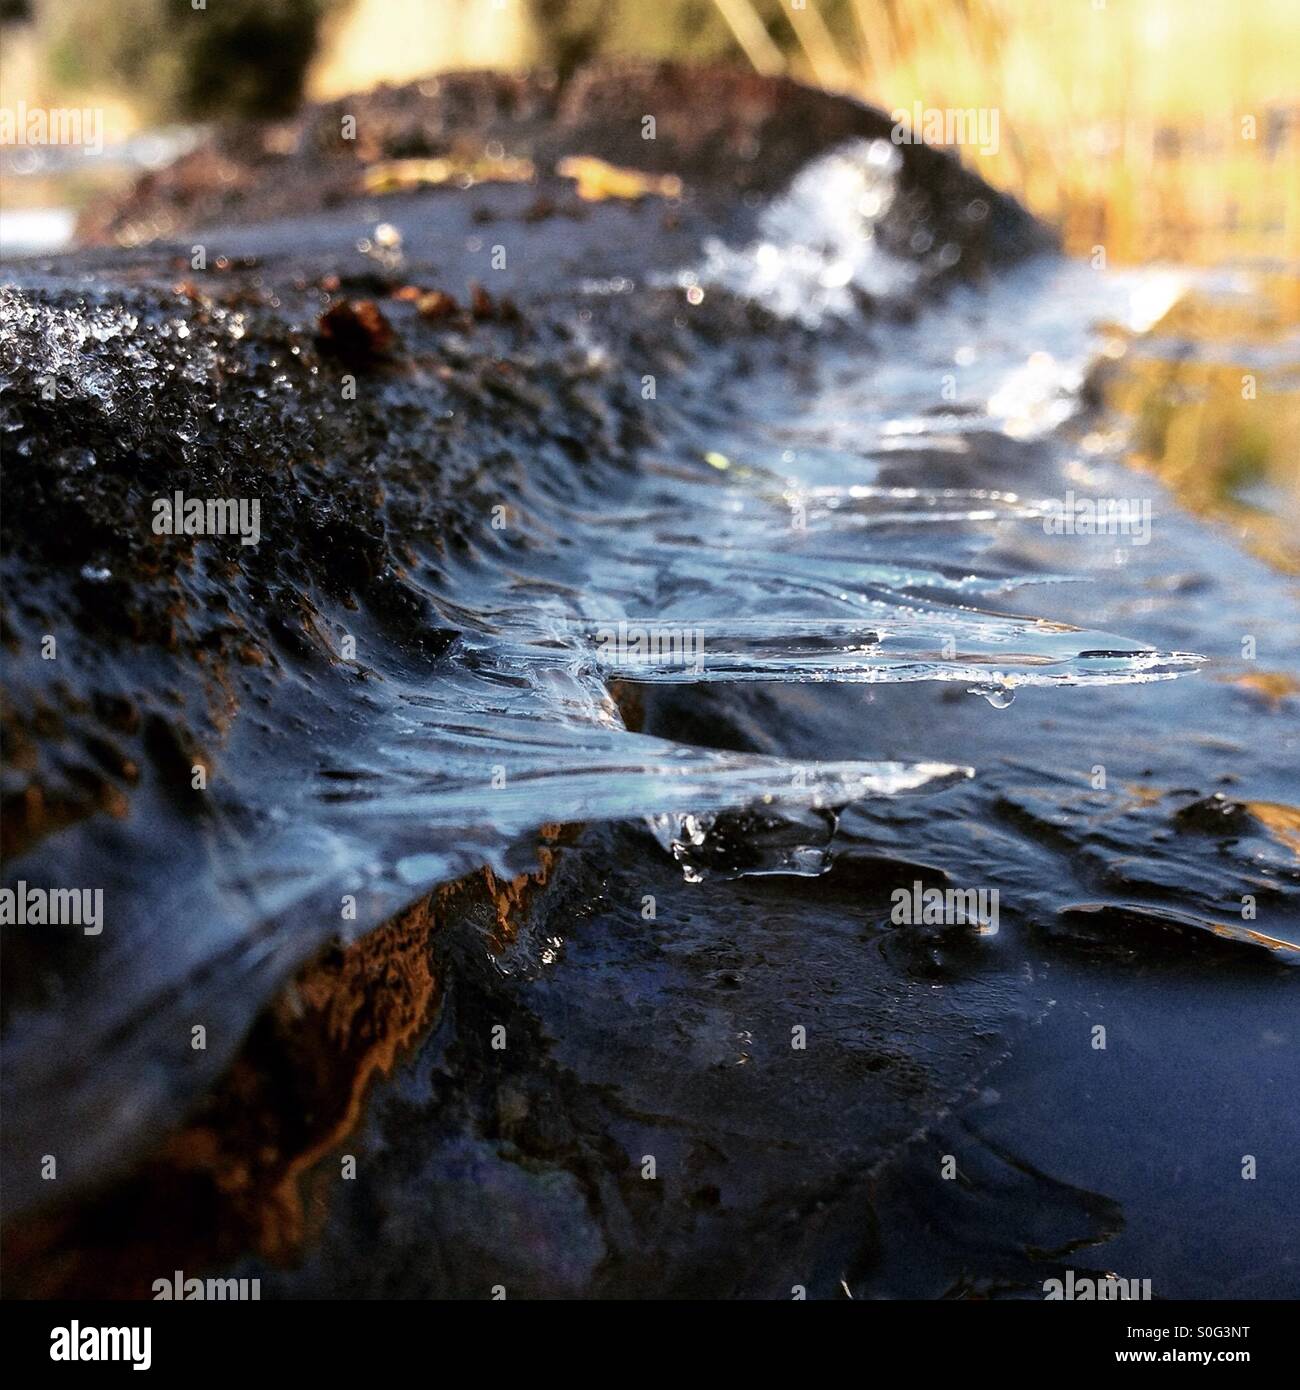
[32,0,346,120]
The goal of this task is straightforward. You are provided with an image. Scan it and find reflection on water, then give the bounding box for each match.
[1099,267,1300,573]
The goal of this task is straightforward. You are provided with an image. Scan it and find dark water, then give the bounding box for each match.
[3,131,1297,1296]
[261,169,1298,1297]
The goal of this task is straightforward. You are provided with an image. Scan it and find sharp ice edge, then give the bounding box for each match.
[359,761,972,829]
[209,728,974,935]
[503,616,1201,684]
[328,712,973,829]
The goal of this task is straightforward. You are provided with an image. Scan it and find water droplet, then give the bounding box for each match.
[972,685,1016,709]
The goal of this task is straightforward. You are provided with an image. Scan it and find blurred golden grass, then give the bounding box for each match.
[1103,282,1300,573]
[310,0,530,98]
[709,0,1299,267]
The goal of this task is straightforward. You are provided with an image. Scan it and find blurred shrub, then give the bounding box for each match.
[33,0,345,120]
